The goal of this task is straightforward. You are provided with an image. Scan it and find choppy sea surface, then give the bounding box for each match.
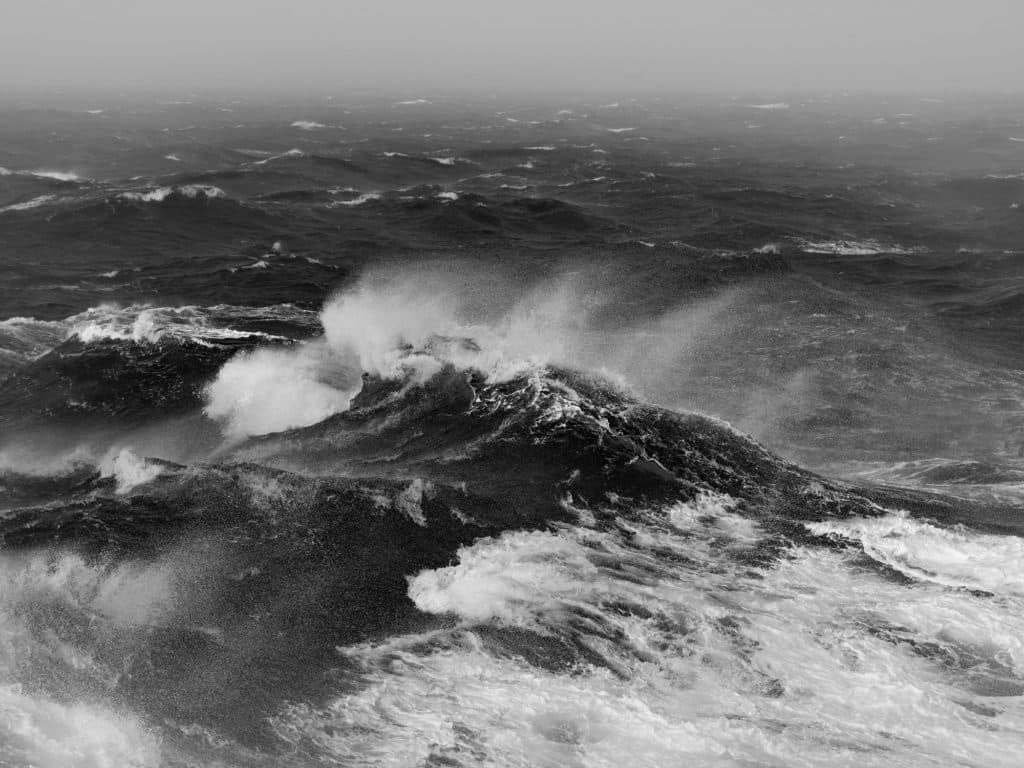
[2,91,1024,767]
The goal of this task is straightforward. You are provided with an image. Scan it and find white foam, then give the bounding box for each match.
[119,184,225,202]
[429,156,456,166]
[796,238,925,256]
[606,127,636,133]
[5,302,310,356]
[0,551,169,766]
[806,510,1024,596]
[164,154,181,162]
[0,194,57,213]
[283,492,1024,766]
[748,102,790,110]
[332,192,381,207]
[99,447,166,493]
[436,191,459,201]
[203,340,359,439]
[29,170,82,182]
[291,120,326,130]
[252,148,304,166]
[395,98,431,106]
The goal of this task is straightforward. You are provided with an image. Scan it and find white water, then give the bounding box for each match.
[273,495,1024,767]
[0,551,168,767]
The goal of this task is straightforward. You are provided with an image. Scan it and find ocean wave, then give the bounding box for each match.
[331,192,382,207]
[795,238,927,256]
[99,447,167,493]
[276,487,1024,767]
[291,120,326,130]
[0,303,315,364]
[748,102,790,110]
[0,194,58,213]
[27,170,83,182]
[0,315,69,362]
[252,148,304,166]
[118,184,226,203]
[806,510,1024,595]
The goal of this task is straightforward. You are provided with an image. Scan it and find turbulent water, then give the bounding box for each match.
[2,91,1024,767]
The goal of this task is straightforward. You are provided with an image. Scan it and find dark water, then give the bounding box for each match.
[1,92,1024,766]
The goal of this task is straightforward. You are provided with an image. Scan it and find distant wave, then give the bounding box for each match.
[0,194,58,213]
[252,148,305,166]
[118,184,226,203]
[749,102,790,110]
[331,192,382,207]
[0,303,316,364]
[795,238,926,256]
[291,120,326,130]
[28,170,83,182]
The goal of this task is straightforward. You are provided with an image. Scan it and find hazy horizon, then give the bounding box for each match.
[3,1,1022,94]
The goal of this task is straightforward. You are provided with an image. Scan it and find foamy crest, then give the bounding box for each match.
[29,170,82,182]
[331,192,382,207]
[806,510,1024,595]
[291,120,326,130]
[0,194,58,213]
[796,238,926,256]
[119,184,225,203]
[407,530,590,625]
[204,341,359,439]
[99,447,166,493]
[283,494,1024,766]
[68,303,303,346]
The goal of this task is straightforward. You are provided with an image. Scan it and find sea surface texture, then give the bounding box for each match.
[2,93,1024,767]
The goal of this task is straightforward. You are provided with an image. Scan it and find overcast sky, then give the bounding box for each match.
[3,0,1021,94]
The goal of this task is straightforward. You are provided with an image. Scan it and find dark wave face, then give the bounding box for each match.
[2,93,1024,767]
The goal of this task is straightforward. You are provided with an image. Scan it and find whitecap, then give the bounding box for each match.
[99,448,166,494]
[332,192,381,207]
[291,120,326,130]
[0,194,57,213]
[119,184,225,202]
[29,170,82,182]
[806,510,1024,596]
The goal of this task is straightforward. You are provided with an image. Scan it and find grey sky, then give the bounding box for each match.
[3,0,1021,93]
